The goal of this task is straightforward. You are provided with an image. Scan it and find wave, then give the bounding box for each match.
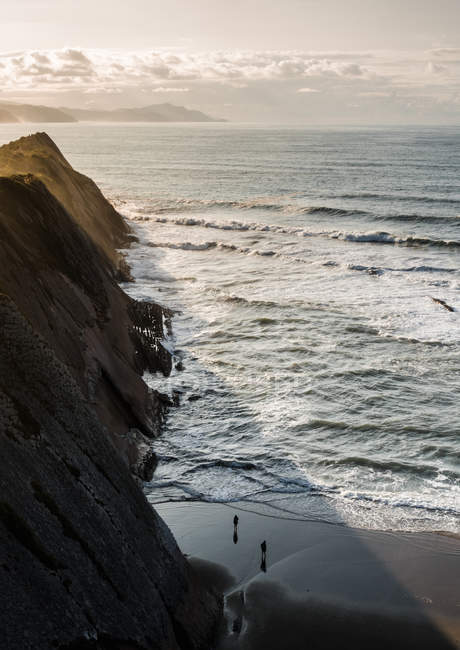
[348,264,384,276]
[146,222,460,254]
[336,192,460,205]
[348,263,457,276]
[123,196,460,243]
[126,196,367,218]
[376,213,460,225]
[144,214,460,250]
[323,455,460,481]
[217,294,284,309]
[338,490,460,518]
[147,460,460,521]
[404,265,457,273]
[330,230,460,249]
[300,205,367,216]
[143,211,460,236]
[147,239,277,257]
[149,214,305,235]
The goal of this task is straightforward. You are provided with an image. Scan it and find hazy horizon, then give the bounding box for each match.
[2,0,460,124]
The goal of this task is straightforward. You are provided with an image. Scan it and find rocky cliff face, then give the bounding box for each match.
[0,135,221,649]
[0,174,167,477]
[0,133,129,271]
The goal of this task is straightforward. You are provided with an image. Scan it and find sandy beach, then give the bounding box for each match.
[155,501,460,649]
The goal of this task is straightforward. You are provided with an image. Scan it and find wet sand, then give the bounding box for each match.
[155,501,460,649]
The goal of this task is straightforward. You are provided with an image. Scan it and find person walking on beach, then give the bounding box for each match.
[233,514,239,544]
[260,540,267,572]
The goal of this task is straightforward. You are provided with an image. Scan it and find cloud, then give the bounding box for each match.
[426,61,447,74]
[151,87,189,93]
[1,46,460,123]
[83,86,123,94]
[0,47,370,91]
[429,48,460,61]
[2,48,95,87]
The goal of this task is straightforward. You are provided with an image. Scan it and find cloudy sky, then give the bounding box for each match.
[2,0,460,123]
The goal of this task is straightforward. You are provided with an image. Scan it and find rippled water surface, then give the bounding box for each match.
[1,123,459,532]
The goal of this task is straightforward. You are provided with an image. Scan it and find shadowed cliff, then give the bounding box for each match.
[0,295,221,650]
[0,134,222,649]
[0,174,168,476]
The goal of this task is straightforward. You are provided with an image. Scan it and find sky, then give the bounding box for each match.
[1,0,460,123]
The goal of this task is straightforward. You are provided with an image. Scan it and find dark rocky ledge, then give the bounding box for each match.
[0,135,222,649]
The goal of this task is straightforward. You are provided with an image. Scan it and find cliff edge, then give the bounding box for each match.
[0,133,129,272]
[0,135,222,649]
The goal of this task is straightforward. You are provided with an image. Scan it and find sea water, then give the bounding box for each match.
[1,123,459,532]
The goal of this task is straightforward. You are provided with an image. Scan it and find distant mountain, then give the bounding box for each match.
[0,108,19,123]
[0,102,75,123]
[62,102,225,122]
[0,101,224,124]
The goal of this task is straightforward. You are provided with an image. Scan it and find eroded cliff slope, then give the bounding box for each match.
[0,135,221,649]
[0,174,167,474]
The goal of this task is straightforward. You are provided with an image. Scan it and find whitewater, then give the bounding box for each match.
[2,123,458,532]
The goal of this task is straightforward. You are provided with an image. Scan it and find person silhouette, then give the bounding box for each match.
[233,515,239,544]
[260,540,267,572]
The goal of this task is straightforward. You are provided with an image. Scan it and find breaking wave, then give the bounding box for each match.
[330,230,460,249]
[146,239,277,257]
[146,216,460,251]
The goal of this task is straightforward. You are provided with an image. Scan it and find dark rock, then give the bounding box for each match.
[0,174,166,454]
[0,135,223,649]
[0,296,221,649]
[431,297,455,312]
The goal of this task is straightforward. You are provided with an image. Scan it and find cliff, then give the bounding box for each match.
[0,133,130,272]
[0,174,168,470]
[0,136,222,648]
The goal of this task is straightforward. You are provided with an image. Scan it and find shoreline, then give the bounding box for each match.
[121,208,460,536]
[117,140,460,646]
[150,495,460,538]
[156,500,460,648]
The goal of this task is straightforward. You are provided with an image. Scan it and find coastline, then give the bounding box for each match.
[0,134,222,650]
[156,501,460,648]
[117,173,460,646]
[1,128,458,649]
[113,147,460,646]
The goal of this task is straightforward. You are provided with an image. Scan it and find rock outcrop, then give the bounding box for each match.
[0,133,129,271]
[0,135,222,649]
[0,174,166,474]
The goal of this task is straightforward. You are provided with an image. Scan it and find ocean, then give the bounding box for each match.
[1,123,459,533]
